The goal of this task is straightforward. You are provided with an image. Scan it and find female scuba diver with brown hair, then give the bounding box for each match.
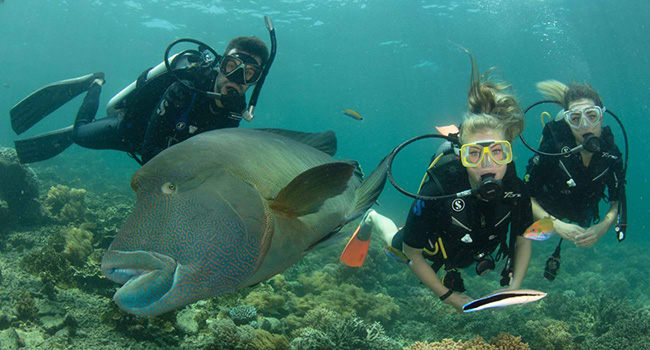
[341,53,534,313]
[524,81,626,281]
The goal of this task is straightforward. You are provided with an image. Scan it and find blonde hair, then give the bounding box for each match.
[459,50,524,143]
[537,79,603,110]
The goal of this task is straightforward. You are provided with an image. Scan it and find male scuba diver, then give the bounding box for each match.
[11,22,276,165]
[523,80,627,281]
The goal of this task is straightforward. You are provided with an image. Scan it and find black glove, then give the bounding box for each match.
[219,90,246,114]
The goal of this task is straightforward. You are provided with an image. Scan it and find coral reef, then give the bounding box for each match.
[229,305,258,325]
[291,307,401,350]
[403,334,529,350]
[2,156,650,350]
[43,185,87,223]
[201,318,288,350]
[59,225,94,266]
[0,147,41,225]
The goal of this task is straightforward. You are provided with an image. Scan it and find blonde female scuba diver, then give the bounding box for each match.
[341,52,533,313]
[523,81,627,281]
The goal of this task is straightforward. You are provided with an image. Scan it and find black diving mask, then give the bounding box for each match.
[219,53,263,85]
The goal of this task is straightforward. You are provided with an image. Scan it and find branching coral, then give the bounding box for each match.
[228,305,258,325]
[292,308,401,350]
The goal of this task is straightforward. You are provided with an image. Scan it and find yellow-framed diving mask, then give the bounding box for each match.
[460,140,513,168]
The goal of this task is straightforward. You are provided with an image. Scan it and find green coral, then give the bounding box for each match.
[293,270,400,325]
[291,308,401,350]
[290,328,334,350]
[44,185,87,223]
[249,329,290,350]
[59,225,94,266]
[21,245,72,286]
[243,282,287,316]
[15,289,38,322]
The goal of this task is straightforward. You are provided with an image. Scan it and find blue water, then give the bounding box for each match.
[1,0,648,348]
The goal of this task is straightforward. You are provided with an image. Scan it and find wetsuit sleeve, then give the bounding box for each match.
[510,181,533,237]
[524,124,556,196]
[141,82,193,163]
[401,180,449,248]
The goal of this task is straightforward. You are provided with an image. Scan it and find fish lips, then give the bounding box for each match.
[101,250,179,316]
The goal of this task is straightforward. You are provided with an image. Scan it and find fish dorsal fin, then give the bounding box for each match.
[270,162,355,218]
[258,128,337,156]
[340,159,364,179]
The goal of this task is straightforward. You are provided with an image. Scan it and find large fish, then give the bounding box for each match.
[101,128,387,316]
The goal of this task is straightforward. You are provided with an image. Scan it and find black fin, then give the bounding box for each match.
[14,126,74,163]
[258,128,337,156]
[270,162,355,218]
[10,73,102,134]
[349,156,389,219]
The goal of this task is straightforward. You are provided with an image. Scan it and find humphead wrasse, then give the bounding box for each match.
[101,128,388,316]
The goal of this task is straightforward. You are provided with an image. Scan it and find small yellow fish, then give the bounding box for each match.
[523,217,555,241]
[342,109,363,120]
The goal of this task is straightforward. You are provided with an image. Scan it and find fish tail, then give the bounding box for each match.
[350,156,389,216]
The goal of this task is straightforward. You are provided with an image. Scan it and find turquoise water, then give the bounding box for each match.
[1,0,648,348]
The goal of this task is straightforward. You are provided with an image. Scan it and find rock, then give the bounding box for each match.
[40,313,77,335]
[176,308,200,335]
[0,147,41,225]
[14,328,44,348]
[0,328,20,350]
[40,314,66,334]
[37,301,60,316]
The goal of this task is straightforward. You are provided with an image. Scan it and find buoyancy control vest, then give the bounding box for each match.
[416,144,523,289]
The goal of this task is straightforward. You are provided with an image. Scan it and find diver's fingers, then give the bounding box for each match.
[575,234,595,247]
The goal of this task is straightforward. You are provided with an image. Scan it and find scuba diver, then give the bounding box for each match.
[341,52,533,313]
[10,18,277,165]
[524,80,626,281]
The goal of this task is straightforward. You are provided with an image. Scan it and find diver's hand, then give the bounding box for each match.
[553,220,584,242]
[575,222,608,247]
[219,90,246,113]
[444,293,473,313]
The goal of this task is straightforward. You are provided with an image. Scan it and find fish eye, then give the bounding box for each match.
[161,182,176,194]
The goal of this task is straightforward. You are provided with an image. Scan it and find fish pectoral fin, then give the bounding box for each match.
[270,162,355,218]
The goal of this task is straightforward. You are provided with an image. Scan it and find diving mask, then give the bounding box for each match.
[219,52,263,85]
[460,140,513,168]
[563,105,604,130]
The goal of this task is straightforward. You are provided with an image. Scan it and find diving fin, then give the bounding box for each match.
[340,209,374,267]
[14,125,74,163]
[10,73,104,135]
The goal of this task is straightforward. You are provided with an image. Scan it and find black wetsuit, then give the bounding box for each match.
[72,67,241,164]
[524,120,624,226]
[392,161,533,279]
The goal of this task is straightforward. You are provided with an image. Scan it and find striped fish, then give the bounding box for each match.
[462,289,547,312]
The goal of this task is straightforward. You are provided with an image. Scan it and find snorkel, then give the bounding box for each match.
[162,15,277,121]
[243,16,276,121]
[521,100,629,242]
